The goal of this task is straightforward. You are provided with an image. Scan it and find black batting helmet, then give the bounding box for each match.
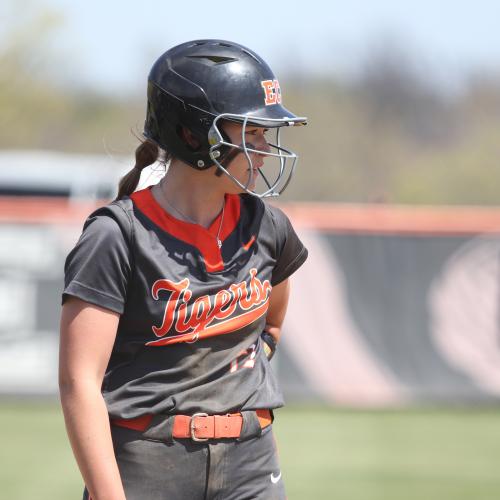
[144,39,307,197]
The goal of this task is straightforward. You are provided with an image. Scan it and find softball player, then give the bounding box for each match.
[59,39,308,500]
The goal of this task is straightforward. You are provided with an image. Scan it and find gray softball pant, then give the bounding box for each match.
[82,411,286,500]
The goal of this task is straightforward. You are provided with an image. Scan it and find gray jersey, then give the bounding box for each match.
[62,186,307,419]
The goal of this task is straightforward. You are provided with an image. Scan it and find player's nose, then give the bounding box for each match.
[256,136,271,155]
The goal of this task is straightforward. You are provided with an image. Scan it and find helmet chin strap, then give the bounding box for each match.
[213,141,256,183]
[213,145,244,177]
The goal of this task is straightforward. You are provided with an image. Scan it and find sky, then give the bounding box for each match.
[11,0,500,95]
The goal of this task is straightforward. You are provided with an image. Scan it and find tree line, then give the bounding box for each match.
[2,5,500,204]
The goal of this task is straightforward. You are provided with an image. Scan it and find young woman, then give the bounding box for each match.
[59,39,308,500]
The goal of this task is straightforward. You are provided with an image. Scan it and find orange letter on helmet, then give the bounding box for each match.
[261,80,277,105]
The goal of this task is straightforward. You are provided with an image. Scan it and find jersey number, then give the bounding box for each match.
[229,343,257,373]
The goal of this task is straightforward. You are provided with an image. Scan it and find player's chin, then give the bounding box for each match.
[223,179,254,195]
[245,169,259,186]
[224,168,260,194]
[246,168,260,178]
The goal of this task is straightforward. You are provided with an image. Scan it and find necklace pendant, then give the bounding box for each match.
[217,238,222,249]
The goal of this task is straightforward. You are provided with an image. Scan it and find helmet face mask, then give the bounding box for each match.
[208,114,301,198]
[144,39,307,197]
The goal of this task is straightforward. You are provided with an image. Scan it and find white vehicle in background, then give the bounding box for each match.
[0,150,130,200]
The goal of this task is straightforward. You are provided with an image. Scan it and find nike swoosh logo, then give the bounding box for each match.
[270,471,282,484]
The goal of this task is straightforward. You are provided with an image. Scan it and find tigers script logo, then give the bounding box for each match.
[147,268,272,346]
[261,79,281,106]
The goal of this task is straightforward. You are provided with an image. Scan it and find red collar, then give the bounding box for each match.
[130,186,241,272]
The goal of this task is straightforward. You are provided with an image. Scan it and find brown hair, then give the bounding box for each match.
[115,139,165,200]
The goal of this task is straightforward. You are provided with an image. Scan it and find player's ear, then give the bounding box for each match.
[179,127,201,150]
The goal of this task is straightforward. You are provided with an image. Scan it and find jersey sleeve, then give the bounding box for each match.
[62,205,132,314]
[269,205,308,286]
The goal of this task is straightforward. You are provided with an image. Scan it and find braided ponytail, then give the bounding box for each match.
[115,139,160,200]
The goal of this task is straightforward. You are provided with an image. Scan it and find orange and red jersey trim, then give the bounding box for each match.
[130,187,241,272]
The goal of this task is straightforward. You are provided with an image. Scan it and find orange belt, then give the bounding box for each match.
[111,409,272,441]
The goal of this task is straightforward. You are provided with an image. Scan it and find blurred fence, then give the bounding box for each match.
[1,194,500,406]
[280,204,500,405]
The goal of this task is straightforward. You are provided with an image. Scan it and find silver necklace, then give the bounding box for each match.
[158,186,225,249]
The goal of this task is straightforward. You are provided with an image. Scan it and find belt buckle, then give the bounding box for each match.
[190,412,209,442]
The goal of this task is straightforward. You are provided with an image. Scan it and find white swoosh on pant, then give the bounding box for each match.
[270,471,282,484]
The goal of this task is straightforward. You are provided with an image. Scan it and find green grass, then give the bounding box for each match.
[1,402,499,500]
[274,407,500,500]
